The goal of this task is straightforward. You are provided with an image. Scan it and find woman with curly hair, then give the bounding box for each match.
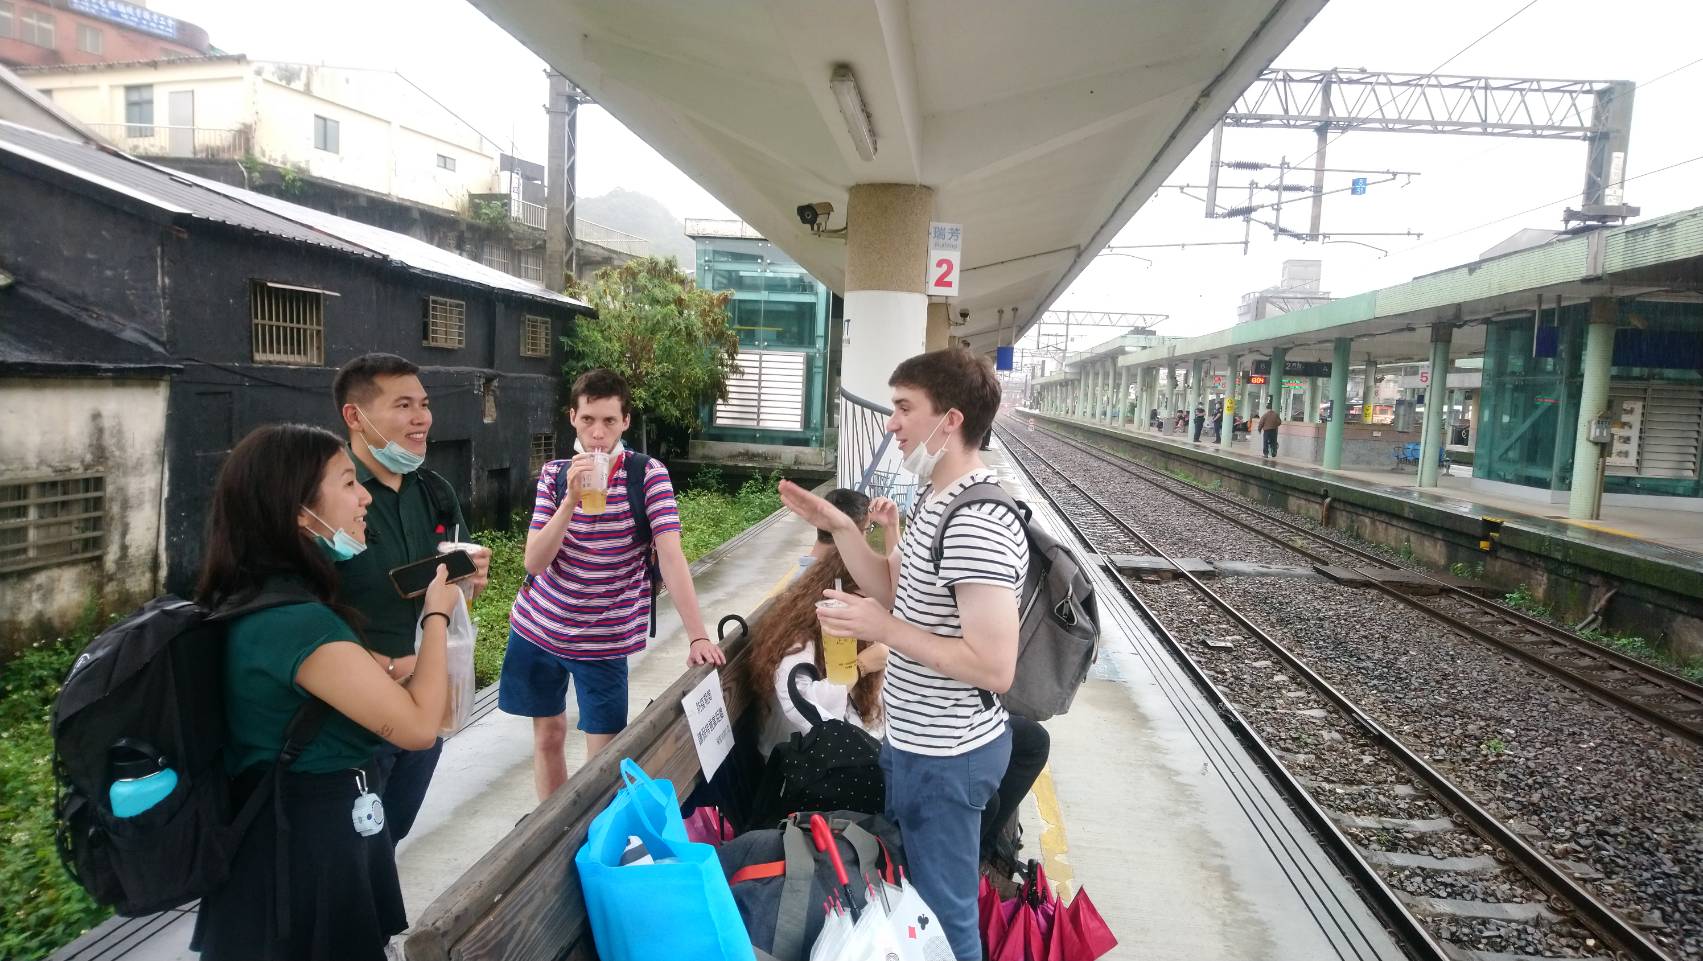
[744,551,888,756]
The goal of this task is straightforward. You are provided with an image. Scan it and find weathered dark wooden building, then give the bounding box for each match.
[0,119,593,607]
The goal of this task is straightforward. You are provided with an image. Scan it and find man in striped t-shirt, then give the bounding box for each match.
[500,369,724,802]
[780,348,1025,961]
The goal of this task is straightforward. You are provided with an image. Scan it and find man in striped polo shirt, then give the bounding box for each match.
[500,369,724,802]
[780,348,1027,961]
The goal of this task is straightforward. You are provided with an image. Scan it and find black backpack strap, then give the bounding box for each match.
[624,451,663,638]
[220,698,331,933]
[785,662,825,730]
[415,468,460,534]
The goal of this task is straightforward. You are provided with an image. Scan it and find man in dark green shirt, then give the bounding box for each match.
[332,354,491,843]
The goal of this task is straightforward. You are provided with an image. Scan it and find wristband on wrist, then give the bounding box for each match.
[690,637,712,645]
[422,611,450,628]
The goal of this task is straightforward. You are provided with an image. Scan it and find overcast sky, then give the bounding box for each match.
[160,0,1703,349]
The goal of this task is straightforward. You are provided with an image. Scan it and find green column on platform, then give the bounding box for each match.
[1568,298,1617,519]
[1266,346,1287,412]
[1324,337,1352,469]
[1418,324,1454,487]
[1361,356,1379,423]
[1076,368,1088,419]
[1184,360,1201,438]
[1220,353,1240,445]
[1305,376,1319,423]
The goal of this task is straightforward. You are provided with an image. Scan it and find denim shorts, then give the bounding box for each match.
[497,630,630,734]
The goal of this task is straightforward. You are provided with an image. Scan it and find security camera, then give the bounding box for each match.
[958,308,969,322]
[797,202,834,232]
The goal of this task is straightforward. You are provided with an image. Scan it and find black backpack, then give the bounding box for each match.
[52,589,329,918]
[537,449,662,636]
[931,481,1099,720]
[746,664,884,830]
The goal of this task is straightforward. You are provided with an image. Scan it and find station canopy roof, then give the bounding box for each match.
[469,0,1326,349]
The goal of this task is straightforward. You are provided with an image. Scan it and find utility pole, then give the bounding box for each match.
[545,71,587,291]
[1308,72,1332,240]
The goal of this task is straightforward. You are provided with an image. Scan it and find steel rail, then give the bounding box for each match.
[995,424,1676,961]
[1017,419,1703,747]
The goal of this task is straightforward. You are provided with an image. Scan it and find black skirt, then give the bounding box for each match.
[192,765,406,961]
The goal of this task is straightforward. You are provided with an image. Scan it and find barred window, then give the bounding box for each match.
[530,433,555,476]
[482,243,510,274]
[423,296,466,348]
[251,281,325,365]
[516,249,544,283]
[522,314,550,357]
[1,474,106,574]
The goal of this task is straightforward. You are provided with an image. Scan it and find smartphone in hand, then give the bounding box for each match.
[389,550,476,599]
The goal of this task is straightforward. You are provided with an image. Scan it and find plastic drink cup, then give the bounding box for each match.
[816,599,859,686]
[581,451,610,514]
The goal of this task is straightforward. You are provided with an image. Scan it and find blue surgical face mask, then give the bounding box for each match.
[357,408,425,474]
[304,506,366,561]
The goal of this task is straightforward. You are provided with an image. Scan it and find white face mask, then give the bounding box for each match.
[899,416,949,478]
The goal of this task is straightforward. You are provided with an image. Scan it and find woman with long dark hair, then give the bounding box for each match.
[190,424,460,961]
[742,549,886,757]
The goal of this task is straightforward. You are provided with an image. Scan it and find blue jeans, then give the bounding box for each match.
[881,728,1012,961]
[374,738,442,844]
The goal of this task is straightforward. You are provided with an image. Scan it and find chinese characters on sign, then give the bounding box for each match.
[928,222,962,295]
[681,670,734,779]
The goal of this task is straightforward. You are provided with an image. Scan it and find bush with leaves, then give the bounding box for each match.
[564,257,739,456]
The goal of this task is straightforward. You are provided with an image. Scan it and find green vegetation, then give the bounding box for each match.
[1,603,114,960]
[1449,561,1486,580]
[1480,736,1508,756]
[564,257,740,457]
[1503,584,1703,683]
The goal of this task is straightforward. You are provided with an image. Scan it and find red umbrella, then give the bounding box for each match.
[978,875,1000,939]
[1060,886,1118,961]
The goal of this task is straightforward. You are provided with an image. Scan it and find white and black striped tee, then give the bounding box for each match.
[883,469,1029,757]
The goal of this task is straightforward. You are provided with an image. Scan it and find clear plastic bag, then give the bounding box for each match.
[417,591,476,735]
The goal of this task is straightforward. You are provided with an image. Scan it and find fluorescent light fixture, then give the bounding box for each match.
[830,65,877,162]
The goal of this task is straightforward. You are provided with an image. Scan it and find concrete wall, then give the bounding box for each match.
[0,377,167,652]
[24,59,502,214]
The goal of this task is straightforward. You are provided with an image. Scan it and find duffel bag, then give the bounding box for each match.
[717,810,904,961]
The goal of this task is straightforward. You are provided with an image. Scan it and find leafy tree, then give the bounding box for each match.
[564,256,739,456]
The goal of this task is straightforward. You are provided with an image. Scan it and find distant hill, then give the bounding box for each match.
[578,189,698,267]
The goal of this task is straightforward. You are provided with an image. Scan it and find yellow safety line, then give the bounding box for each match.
[1548,517,1647,540]
[1030,764,1076,900]
[758,564,799,603]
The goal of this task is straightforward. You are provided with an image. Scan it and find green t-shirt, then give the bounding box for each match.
[224,597,385,776]
[336,452,467,659]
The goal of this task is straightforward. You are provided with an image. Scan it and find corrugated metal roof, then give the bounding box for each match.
[0,120,372,257]
[0,121,590,311]
[187,176,586,308]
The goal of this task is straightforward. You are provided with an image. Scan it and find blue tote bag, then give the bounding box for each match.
[576,758,753,961]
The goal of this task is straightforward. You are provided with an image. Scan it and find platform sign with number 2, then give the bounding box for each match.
[929,222,962,294]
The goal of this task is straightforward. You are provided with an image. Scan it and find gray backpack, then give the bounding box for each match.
[930,481,1099,720]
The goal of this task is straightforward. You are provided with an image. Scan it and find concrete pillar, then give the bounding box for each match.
[1221,353,1240,445]
[1266,346,1287,412]
[842,184,933,405]
[1549,319,1576,492]
[1304,376,1319,423]
[1361,356,1379,423]
[1568,298,1617,519]
[1184,360,1201,439]
[1418,325,1454,487]
[1116,366,1129,427]
[925,300,950,352]
[1324,338,1352,469]
[1076,369,1088,418]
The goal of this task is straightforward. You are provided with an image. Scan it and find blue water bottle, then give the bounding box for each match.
[108,740,178,818]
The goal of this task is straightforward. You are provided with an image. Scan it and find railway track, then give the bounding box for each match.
[1007,419,1703,747]
[994,423,1678,961]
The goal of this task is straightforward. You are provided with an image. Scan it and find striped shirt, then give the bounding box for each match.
[508,454,682,660]
[884,468,1029,756]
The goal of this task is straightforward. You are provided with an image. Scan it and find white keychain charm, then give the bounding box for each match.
[351,770,386,837]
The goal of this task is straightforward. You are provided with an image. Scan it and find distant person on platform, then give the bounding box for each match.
[1193,406,1206,443]
[1259,404,1282,458]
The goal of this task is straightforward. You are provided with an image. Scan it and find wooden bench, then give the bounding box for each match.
[400,609,768,961]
